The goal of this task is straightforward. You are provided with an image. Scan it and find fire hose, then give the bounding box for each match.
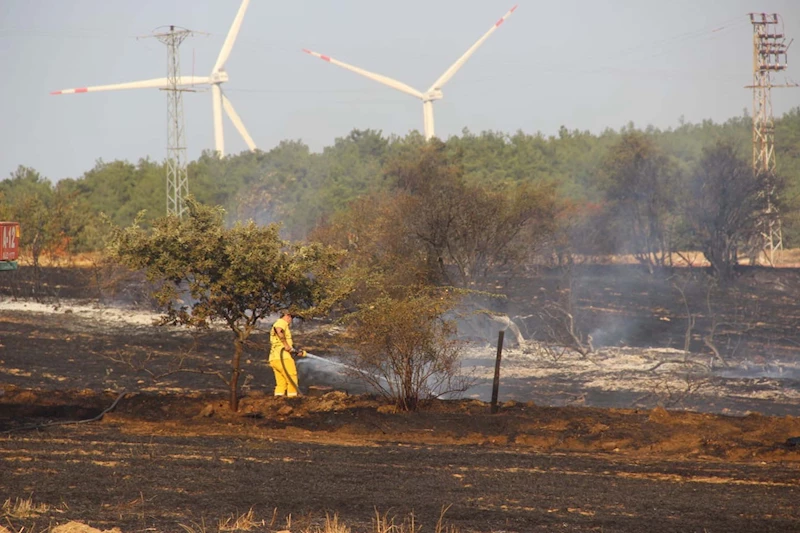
[272,324,305,395]
[279,346,305,395]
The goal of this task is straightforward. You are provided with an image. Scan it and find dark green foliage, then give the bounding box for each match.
[0,166,87,267]
[775,108,800,246]
[74,158,166,228]
[107,199,344,411]
[3,108,800,269]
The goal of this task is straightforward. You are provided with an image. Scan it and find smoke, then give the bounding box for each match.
[453,310,526,348]
[296,353,377,395]
[588,314,640,348]
[715,360,800,380]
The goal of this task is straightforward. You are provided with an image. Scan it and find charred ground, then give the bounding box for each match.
[1,264,800,532]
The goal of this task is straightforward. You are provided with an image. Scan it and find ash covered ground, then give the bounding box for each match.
[2,295,799,417]
[2,265,800,532]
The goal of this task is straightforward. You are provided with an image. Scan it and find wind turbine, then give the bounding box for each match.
[51,0,255,157]
[303,5,517,141]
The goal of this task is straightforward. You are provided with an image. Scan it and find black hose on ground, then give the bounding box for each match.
[279,348,301,396]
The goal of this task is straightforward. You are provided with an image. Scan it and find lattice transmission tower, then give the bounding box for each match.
[154,26,195,217]
[747,13,796,264]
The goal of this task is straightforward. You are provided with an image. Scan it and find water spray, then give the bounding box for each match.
[303,352,361,373]
[301,352,389,386]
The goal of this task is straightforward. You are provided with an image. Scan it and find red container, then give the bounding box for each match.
[1,222,20,261]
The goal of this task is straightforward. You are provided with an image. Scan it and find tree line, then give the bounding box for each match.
[4,109,799,275]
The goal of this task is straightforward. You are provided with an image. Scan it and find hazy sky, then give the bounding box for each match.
[2,0,799,182]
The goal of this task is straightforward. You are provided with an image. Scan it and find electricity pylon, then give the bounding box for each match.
[747,13,796,264]
[155,26,195,217]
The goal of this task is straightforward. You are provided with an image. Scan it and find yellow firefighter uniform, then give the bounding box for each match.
[269,315,303,396]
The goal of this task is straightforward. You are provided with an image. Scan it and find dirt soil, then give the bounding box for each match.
[2,265,800,532]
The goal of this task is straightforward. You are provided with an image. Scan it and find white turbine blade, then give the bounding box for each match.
[212,84,225,156]
[51,75,210,95]
[428,5,517,91]
[302,48,424,99]
[222,93,256,152]
[213,0,251,73]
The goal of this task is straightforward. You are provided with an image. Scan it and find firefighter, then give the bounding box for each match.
[269,310,306,397]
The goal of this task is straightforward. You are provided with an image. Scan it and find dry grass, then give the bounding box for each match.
[777,247,800,267]
[12,251,102,268]
[352,507,458,533]
[16,248,800,269]
[303,513,350,533]
[5,506,460,533]
[434,505,458,533]
[218,508,262,531]
[177,517,209,533]
[539,249,800,268]
[1,496,49,519]
[3,492,457,532]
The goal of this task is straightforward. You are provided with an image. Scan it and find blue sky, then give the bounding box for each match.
[2,0,799,182]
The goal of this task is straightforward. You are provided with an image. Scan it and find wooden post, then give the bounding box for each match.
[490,330,504,414]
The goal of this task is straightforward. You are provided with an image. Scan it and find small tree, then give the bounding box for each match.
[0,166,87,297]
[684,143,772,280]
[343,291,469,411]
[437,181,558,288]
[535,260,594,357]
[382,140,558,287]
[600,133,681,271]
[107,200,344,411]
[384,140,463,284]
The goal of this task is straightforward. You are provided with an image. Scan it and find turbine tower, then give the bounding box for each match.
[303,5,517,140]
[52,0,255,158]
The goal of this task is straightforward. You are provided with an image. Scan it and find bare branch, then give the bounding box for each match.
[1,390,127,434]
[101,349,230,387]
